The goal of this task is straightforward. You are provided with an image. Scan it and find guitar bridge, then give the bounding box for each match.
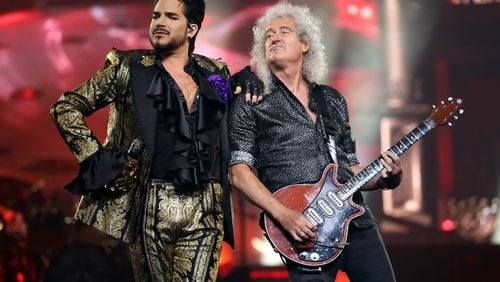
[313,240,350,249]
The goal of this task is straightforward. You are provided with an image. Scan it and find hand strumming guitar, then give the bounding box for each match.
[271,206,317,242]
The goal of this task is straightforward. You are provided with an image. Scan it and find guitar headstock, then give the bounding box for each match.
[427,97,464,127]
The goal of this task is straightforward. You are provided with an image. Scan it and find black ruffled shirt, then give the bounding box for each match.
[148,57,213,189]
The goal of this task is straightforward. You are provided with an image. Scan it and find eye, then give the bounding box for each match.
[152,13,159,19]
[265,32,274,39]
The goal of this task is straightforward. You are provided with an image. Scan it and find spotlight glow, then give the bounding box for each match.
[440,219,455,232]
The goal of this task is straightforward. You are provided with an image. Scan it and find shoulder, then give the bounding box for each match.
[229,89,250,111]
[192,53,230,76]
[104,48,155,67]
[315,84,343,98]
[314,84,347,105]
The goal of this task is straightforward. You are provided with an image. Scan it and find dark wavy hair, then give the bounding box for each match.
[153,0,206,54]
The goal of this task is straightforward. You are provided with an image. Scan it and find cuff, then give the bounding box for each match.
[347,153,360,166]
[230,150,256,167]
[65,148,128,195]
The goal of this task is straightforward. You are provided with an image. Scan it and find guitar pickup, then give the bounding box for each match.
[317,199,334,217]
[327,191,344,208]
[304,208,324,225]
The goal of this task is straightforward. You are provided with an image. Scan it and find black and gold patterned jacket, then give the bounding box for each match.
[50,49,234,246]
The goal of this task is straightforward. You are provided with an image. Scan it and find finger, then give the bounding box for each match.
[297,230,310,240]
[303,228,315,238]
[380,158,393,173]
[251,94,258,105]
[387,150,400,159]
[391,154,401,168]
[300,217,316,237]
[257,96,263,102]
[387,151,402,165]
[233,86,242,95]
[380,151,393,164]
[387,153,402,172]
[381,169,388,178]
[244,81,254,104]
[292,232,303,242]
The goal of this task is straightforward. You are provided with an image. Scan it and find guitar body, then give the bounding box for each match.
[264,163,365,266]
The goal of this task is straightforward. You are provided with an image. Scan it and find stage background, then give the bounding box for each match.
[0,0,499,281]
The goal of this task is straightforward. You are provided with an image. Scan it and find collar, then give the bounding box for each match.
[148,53,224,104]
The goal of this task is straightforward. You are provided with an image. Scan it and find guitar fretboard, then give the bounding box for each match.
[336,119,435,200]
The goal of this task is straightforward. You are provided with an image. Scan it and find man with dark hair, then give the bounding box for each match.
[229,2,401,281]
[51,0,258,280]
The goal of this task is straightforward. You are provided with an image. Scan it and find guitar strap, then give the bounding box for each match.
[318,115,338,164]
[314,86,338,164]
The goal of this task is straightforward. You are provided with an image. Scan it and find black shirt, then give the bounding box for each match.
[149,58,211,189]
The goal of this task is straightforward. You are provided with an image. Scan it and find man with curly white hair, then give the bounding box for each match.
[229,2,401,281]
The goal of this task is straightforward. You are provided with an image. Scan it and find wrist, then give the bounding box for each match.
[377,176,400,190]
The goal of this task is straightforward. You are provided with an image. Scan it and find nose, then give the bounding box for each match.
[154,15,167,28]
[270,33,281,42]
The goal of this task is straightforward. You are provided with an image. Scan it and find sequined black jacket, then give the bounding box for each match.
[229,78,375,228]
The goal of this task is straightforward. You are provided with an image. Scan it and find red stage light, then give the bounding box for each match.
[249,270,288,280]
[440,219,455,232]
[218,243,235,278]
[16,272,24,282]
[248,269,350,281]
[0,11,42,27]
[10,87,39,101]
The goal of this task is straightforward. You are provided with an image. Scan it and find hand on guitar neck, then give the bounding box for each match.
[355,150,403,191]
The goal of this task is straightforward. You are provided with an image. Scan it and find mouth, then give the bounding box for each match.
[153,29,169,36]
[270,45,284,51]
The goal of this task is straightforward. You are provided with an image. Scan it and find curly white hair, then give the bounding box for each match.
[250,1,328,94]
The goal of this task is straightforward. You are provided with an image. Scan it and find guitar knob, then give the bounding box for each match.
[453,116,459,120]
[447,122,453,127]
[459,109,464,115]
[448,97,453,101]
[432,105,436,109]
[310,252,320,261]
[441,100,445,105]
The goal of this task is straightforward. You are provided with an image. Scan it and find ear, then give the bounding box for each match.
[187,23,199,38]
[302,41,310,53]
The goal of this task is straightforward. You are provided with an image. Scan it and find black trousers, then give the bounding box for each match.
[286,225,396,282]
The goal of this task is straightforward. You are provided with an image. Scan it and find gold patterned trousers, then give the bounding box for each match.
[129,180,224,282]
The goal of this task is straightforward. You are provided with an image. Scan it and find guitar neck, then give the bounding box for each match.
[336,118,436,199]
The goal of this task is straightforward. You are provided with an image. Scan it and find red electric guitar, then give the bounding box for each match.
[264,97,464,266]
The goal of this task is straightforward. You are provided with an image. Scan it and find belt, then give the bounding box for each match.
[149,179,219,194]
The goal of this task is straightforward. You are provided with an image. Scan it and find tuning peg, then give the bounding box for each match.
[453,116,459,120]
[448,97,453,101]
[459,109,464,115]
[447,122,453,126]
